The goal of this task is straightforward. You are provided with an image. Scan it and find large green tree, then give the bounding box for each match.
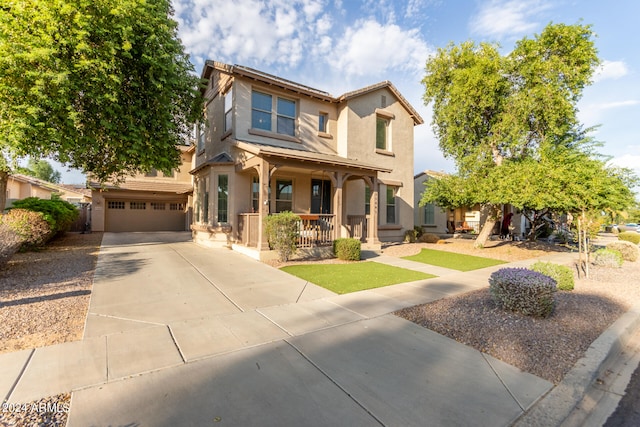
[16,159,62,183]
[421,23,601,247]
[0,0,202,209]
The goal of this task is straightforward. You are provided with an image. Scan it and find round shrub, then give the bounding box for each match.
[0,223,23,267]
[606,241,639,262]
[333,238,361,261]
[530,261,575,291]
[592,248,623,268]
[10,197,79,236]
[264,211,300,262]
[618,231,640,245]
[489,267,557,318]
[419,233,440,243]
[0,209,52,249]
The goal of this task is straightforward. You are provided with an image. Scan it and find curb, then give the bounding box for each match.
[513,303,640,426]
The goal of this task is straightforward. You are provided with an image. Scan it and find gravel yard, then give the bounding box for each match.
[0,232,638,426]
[0,232,103,354]
[393,238,640,384]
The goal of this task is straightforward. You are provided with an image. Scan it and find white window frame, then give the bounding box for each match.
[251,89,297,137]
[224,88,233,133]
[386,186,397,224]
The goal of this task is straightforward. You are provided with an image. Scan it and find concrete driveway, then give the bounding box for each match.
[2,232,554,426]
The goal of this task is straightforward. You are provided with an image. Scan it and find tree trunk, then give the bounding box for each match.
[474,204,500,248]
[0,169,8,214]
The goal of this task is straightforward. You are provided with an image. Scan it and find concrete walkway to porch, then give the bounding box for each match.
[0,232,608,426]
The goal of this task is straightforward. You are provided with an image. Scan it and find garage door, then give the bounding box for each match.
[105,200,187,232]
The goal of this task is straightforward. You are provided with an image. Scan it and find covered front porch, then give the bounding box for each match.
[231,141,388,259]
[237,212,372,250]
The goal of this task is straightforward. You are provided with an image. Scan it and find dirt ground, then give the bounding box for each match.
[0,232,103,354]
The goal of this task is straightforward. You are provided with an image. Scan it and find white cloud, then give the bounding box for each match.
[599,100,640,110]
[609,153,640,169]
[174,0,329,70]
[330,19,432,77]
[594,60,630,83]
[578,99,640,127]
[470,0,552,39]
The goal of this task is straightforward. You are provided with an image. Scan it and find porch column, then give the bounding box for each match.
[331,172,345,240]
[257,158,270,251]
[365,176,380,245]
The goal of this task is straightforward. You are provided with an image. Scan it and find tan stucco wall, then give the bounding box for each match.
[194,67,420,245]
[413,174,449,234]
[91,147,193,232]
[336,88,416,240]
[5,179,55,208]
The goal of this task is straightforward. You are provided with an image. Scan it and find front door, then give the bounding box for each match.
[311,179,331,214]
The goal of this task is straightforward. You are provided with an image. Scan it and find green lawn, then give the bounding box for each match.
[281,262,435,294]
[402,248,506,271]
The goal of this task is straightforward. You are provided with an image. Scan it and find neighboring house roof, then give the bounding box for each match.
[89,180,193,194]
[203,60,424,125]
[9,174,59,193]
[56,184,92,198]
[233,140,393,173]
[414,169,449,180]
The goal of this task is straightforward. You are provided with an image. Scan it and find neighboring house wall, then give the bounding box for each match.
[5,174,57,209]
[413,171,449,234]
[192,61,423,256]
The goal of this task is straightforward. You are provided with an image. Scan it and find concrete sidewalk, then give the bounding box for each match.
[0,233,632,426]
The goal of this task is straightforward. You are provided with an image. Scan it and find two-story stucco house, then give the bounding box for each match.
[191,61,423,259]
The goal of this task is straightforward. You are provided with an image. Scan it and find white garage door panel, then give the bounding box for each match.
[105,201,186,232]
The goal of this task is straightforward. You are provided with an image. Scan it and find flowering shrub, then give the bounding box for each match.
[10,197,78,236]
[593,248,623,268]
[1,208,52,249]
[618,232,640,245]
[530,261,575,291]
[489,268,557,318]
[606,241,639,262]
[0,223,23,267]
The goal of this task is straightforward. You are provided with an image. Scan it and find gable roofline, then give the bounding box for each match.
[9,173,60,192]
[339,81,424,126]
[203,60,334,102]
[415,169,449,179]
[201,60,423,125]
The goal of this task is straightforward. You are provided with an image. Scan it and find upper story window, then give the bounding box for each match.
[224,88,233,132]
[196,123,205,152]
[376,117,389,150]
[252,91,272,131]
[251,90,297,137]
[277,98,295,136]
[318,112,328,133]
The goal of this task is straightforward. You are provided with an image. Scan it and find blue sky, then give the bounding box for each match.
[60,0,640,185]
